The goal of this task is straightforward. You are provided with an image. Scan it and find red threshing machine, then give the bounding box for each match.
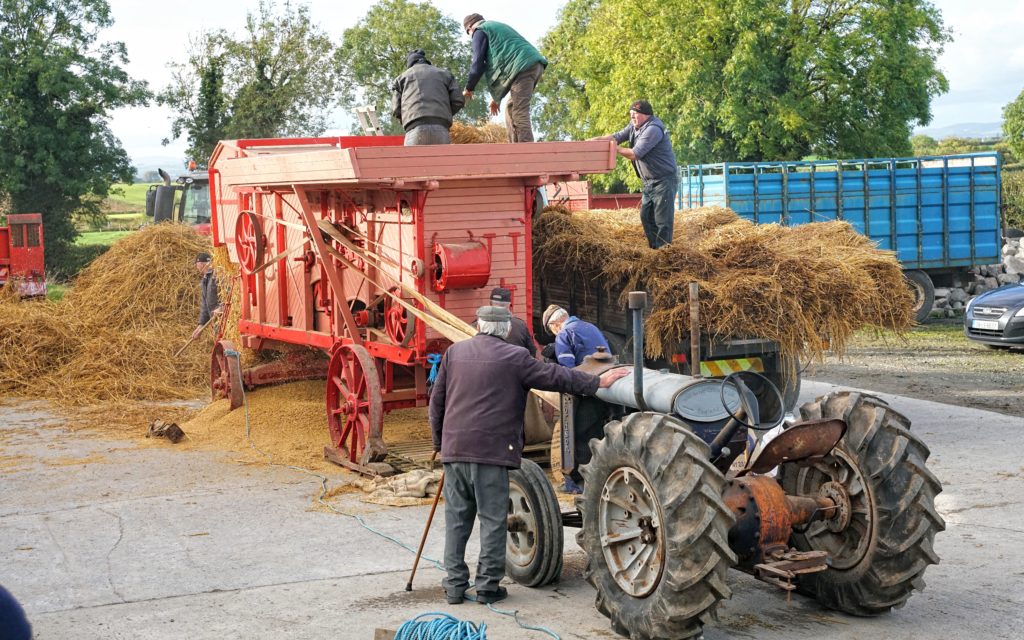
[208,136,616,473]
[0,213,46,298]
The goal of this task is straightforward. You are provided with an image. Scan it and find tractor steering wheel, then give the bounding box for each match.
[719,370,785,431]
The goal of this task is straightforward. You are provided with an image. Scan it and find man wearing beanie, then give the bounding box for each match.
[429,304,627,605]
[592,100,679,248]
[461,13,547,143]
[391,48,465,145]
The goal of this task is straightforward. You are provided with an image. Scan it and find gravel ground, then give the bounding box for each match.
[805,318,1024,416]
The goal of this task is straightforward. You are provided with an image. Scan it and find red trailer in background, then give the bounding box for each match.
[0,213,46,298]
[207,136,616,473]
[546,180,642,210]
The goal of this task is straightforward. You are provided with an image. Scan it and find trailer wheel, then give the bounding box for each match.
[904,270,934,323]
[578,412,735,640]
[234,211,266,275]
[779,391,944,615]
[326,344,386,465]
[506,459,564,587]
[211,340,244,410]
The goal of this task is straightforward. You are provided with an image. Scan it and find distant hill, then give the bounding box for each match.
[914,122,1003,140]
[131,155,189,181]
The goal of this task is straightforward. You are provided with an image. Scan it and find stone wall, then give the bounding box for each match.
[933,234,1023,317]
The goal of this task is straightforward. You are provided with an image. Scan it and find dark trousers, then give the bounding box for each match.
[505,63,545,143]
[405,124,451,146]
[640,176,679,248]
[569,396,608,484]
[442,461,510,595]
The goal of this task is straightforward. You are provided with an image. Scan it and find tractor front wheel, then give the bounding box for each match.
[506,459,563,587]
[578,412,736,640]
[779,391,944,615]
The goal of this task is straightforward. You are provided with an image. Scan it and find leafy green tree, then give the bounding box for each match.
[0,0,150,271]
[335,0,487,134]
[1004,88,1024,163]
[537,0,950,189]
[158,33,230,164]
[910,134,938,156]
[159,1,338,161]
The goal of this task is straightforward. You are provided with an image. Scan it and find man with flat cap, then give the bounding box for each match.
[192,252,221,340]
[484,286,536,356]
[461,13,547,143]
[391,48,465,145]
[430,304,627,605]
[592,100,679,248]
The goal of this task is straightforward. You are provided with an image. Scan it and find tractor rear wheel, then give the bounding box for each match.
[577,412,736,640]
[779,391,944,615]
[506,459,563,587]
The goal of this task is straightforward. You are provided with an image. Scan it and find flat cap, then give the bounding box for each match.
[463,13,484,34]
[195,252,212,263]
[476,305,511,323]
[542,304,564,329]
[489,287,512,304]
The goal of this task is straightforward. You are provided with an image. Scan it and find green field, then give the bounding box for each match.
[76,230,133,245]
[106,182,158,213]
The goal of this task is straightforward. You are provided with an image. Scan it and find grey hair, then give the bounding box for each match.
[478,319,511,340]
[547,308,568,326]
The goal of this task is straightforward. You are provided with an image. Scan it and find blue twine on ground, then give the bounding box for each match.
[395,612,486,640]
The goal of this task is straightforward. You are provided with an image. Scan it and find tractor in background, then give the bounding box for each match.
[145,165,212,235]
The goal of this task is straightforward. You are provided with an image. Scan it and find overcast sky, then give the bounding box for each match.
[103,0,1024,163]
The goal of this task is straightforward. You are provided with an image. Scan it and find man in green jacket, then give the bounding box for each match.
[462,13,547,143]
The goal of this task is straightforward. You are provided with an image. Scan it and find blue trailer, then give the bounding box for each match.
[679,153,1003,321]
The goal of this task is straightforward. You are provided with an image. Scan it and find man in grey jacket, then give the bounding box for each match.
[593,99,679,248]
[429,305,627,605]
[391,49,464,146]
[191,252,220,340]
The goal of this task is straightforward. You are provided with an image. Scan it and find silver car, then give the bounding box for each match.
[964,283,1024,349]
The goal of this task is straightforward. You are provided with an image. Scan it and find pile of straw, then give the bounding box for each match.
[0,224,214,407]
[533,206,913,363]
[450,122,508,144]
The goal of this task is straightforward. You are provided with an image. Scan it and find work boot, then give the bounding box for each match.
[476,586,508,605]
[446,591,464,605]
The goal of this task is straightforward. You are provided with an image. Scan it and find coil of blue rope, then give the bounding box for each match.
[395,612,486,640]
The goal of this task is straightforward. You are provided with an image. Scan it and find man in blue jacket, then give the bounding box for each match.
[461,13,547,143]
[430,305,626,605]
[593,99,679,248]
[542,304,612,494]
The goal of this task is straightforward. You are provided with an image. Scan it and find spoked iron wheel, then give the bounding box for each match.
[211,340,244,410]
[384,287,415,347]
[234,211,266,275]
[325,343,385,465]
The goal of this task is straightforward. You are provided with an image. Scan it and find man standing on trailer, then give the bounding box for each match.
[592,100,679,248]
[191,252,221,340]
[461,13,547,143]
[430,305,626,605]
[391,49,465,145]
[542,304,611,494]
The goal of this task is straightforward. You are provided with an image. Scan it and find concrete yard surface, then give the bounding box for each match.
[2,381,1023,639]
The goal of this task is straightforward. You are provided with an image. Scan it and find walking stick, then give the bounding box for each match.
[406,452,444,591]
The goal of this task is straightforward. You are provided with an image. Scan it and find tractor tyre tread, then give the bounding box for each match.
[577,412,736,640]
[781,391,944,616]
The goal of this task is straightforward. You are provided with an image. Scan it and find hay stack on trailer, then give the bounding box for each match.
[533,205,913,367]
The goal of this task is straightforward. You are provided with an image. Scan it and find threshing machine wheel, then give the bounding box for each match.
[211,340,244,410]
[326,343,386,465]
[779,391,944,615]
[506,459,563,587]
[234,211,266,275]
[384,287,415,347]
[577,412,736,640]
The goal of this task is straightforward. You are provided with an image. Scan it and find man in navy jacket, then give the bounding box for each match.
[429,305,626,605]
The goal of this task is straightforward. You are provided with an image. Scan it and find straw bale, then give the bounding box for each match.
[450,122,508,144]
[0,223,213,406]
[533,206,913,364]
